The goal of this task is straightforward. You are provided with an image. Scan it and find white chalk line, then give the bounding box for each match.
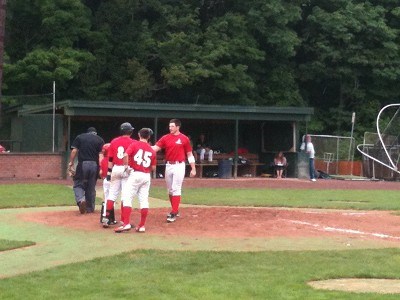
[285,220,400,240]
[303,211,369,216]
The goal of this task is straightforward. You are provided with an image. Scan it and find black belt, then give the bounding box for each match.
[166,161,184,164]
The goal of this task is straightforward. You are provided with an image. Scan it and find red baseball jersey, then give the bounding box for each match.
[100,143,110,178]
[156,133,192,162]
[108,136,136,166]
[125,141,156,173]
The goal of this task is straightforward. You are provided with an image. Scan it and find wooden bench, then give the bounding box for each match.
[155,152,265,178]
[199,153,264,178]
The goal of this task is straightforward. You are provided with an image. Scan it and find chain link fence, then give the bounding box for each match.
[309,134,356,176]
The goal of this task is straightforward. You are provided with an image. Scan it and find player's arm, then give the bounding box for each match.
[122,153,129,168]
[99,152,104,164]
[121,152,132,177]
[99,153,104,178]
[107,151,114,181]
[152,144,161,152]
[150,152,157,172]
[187,151,196,177]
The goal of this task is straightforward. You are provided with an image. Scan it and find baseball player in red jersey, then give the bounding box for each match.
[102,122,137,228]
[115,128,157,233]
[99,143,112,223]
[152,119,196,223]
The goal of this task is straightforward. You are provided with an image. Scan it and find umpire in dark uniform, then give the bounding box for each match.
[69,127,104,214]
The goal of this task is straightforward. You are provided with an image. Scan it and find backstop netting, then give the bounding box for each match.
[309,135,355,176]
[357,104,400,180]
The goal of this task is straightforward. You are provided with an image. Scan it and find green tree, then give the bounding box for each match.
[2,0,400,139]
[3,0,94,99]
[78,0,155,100]
[245,0,303,106]
[298,0,400,135]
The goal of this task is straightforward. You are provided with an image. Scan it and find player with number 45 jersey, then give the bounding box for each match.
[115,128,156,233]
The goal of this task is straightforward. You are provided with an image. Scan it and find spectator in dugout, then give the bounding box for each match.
[273,151,287,179]
[195,133,213,162]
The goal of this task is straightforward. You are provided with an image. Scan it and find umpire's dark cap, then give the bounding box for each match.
[87,127,97,134]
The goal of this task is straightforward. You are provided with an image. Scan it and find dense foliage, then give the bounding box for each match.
[2,0,400,137]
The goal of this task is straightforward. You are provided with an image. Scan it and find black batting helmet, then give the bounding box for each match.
[120,122,134,135]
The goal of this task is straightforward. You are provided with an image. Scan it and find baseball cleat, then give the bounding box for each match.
[102,218,118,228]
[135,226,145,233]
[167,211,180,218]
[167,213,177,223]
[78,200,86,214]
[102,218,110,228]
[114,224,132,233]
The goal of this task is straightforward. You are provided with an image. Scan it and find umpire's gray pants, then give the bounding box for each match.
[73,161,99,212]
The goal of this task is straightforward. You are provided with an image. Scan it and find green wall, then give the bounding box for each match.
[11,114,64,152]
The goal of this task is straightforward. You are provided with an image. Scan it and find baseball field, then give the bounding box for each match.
[1,178,400,299]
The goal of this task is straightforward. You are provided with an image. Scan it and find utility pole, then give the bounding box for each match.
[0,0,7,127]
[349,112,356,176]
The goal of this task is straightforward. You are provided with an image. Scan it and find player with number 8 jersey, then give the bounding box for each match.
[102,122,136,228]
[115,128,157,233]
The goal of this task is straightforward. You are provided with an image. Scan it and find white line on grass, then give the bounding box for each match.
[286,220,400,240]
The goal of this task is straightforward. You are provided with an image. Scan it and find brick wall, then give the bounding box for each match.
[0,153,64,179]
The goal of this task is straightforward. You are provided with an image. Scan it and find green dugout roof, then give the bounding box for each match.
[17,100,314,121]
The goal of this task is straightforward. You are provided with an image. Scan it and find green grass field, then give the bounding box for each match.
[1,183,398,210]
[1,183,400,299]
[150,186,400,210]
[1,249,400,299]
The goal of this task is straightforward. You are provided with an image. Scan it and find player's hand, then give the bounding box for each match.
[190,168,196,177]
[122,166,131,178]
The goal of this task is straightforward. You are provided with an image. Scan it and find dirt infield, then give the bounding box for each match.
[13,177,400,247]
[7,177,400,246]
[20,206,400,245]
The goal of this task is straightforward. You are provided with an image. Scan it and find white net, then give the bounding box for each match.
[357,104,400,180]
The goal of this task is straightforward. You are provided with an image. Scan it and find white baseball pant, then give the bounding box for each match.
[108,165,130,201]
[165,162,185,196]
[122,171,151,209]
[103,178,110,201]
